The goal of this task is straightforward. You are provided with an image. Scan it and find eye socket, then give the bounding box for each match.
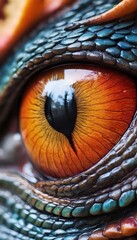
[20,64,136,178]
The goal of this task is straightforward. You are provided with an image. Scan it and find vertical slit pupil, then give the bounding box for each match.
[45,89,77,140]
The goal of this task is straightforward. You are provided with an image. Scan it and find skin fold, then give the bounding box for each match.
[0,0,137,239]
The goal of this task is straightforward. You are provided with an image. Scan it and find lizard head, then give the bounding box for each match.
[0,0,137,239]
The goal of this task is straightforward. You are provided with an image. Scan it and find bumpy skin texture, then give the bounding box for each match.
[0,0,137,239]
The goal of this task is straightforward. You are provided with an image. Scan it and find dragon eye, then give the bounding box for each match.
[20,64,136,178]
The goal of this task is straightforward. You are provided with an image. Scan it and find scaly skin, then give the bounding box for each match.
[0,0,137,239]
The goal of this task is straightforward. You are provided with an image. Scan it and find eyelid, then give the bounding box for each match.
[0,12,137,126]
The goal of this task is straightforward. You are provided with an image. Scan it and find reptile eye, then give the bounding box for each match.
[20,64,136,178]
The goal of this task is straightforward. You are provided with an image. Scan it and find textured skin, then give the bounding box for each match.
[0,0,137,239]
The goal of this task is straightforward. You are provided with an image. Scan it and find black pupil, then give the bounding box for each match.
[45,88,77,142]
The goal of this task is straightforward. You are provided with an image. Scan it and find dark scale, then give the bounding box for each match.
[45,86,77,150]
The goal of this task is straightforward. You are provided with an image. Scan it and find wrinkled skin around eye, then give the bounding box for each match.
[0,0,137,240]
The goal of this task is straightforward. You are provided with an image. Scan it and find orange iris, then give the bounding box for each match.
[20,64,136,178]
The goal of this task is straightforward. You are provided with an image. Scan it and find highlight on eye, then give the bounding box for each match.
[20,64,136,178]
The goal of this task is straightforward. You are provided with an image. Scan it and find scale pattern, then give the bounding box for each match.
[0,0,137,239]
